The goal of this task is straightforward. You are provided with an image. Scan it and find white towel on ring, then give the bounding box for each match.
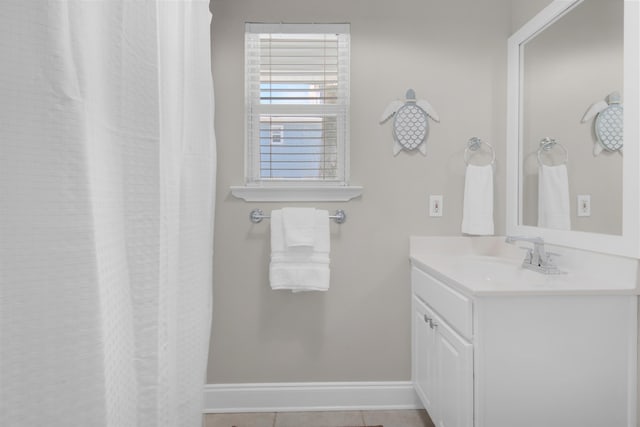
[461,164,495,236]
[538,164,571,230]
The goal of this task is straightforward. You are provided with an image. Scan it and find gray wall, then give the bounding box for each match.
[208,0,511,384]
[510,0,553,32]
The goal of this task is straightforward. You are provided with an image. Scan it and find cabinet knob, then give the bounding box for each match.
[424,314,431,324]
[429,319,439,329]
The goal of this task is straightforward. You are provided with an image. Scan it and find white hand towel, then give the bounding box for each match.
[461,164,495,236]
[282,207,316,247]
[270,209,330,292]
[538,164,571,230]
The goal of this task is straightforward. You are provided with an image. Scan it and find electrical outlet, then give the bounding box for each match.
[429,195,443,217]
[577,194,591,217]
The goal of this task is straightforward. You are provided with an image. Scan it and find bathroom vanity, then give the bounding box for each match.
[415,1,640,425]
[410,236,638,427]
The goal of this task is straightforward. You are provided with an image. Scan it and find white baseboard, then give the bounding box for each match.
[203,381,422,413]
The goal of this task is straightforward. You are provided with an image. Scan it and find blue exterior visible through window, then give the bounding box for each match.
[260,83,335,105]
[259,82,337,179]
[259,117,337,179]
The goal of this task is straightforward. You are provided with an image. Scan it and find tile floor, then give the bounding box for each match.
[204,409,434,427]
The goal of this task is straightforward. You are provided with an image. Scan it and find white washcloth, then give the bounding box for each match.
[461,164,495,235]
[270,209,330,292]
[538,164,571,230]
[282,207,316,247]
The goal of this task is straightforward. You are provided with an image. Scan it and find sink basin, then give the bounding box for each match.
[410,236,639,295]
[428,253,571,293]
[452,255,523,283]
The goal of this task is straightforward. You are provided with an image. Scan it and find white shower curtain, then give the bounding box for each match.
[0,1,216,426]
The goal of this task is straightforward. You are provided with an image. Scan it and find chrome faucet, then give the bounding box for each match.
[505,236,565,275]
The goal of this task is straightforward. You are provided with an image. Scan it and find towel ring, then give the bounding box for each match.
[464,137,495,166]
[537,137,568,166]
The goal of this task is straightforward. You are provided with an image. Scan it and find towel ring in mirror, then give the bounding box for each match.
[537,137,568,166]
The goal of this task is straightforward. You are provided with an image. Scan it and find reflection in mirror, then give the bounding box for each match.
[507,0,640,258]
[520,0,623,235]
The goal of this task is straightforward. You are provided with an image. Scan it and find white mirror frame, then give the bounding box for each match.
[506,0,640,258]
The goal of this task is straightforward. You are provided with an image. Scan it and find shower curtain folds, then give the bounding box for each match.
[0,1,216,426]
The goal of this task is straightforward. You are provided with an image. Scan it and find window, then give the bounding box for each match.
[244,23,351,186]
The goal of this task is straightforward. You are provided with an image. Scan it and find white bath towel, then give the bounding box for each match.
[461,164,495,236]
[282,207,316,247]
[538,164,571,230]
[270,209,330,292]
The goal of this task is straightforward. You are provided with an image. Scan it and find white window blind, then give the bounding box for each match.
[245,23,350,184]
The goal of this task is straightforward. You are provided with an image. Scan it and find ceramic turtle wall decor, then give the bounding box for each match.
[581,91,623,156]
[380,89,440,156]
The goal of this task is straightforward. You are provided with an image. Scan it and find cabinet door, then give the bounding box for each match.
[412,296,437,414]
[433,314,473,427]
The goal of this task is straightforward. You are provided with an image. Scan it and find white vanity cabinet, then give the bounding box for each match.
[412,267,473,427]
[411,262,638,427]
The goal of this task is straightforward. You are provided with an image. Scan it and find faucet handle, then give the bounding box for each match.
[505,235,544,245]
[518,246,534,262]
[543,251,562,266]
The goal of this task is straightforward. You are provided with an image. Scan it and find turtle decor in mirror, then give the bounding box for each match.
[581,91,623,155]
[379,88,439,156]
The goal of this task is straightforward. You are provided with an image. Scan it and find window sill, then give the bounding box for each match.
[230,185,363,202]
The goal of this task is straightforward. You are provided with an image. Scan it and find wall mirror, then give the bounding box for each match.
[506,0,640,257]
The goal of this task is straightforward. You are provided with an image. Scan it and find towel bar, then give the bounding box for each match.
[249,208,346,224]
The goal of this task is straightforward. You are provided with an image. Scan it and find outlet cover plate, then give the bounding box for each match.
[429,195,443,217]
[577,194,591,217]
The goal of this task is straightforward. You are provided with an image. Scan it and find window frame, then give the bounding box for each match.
[231,22,361,202]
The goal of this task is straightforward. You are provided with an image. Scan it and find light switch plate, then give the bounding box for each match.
[577,194,591,217]
[429,195,443,217]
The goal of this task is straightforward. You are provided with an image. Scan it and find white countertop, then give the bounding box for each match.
[410,236,640,296]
